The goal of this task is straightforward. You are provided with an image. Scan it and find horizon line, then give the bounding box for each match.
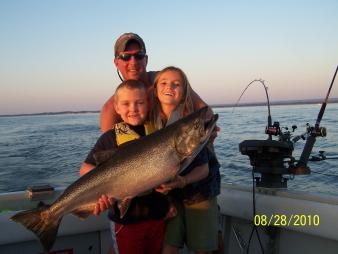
[1,98,337,118]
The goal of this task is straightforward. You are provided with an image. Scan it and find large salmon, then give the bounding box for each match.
[11,106,218,252]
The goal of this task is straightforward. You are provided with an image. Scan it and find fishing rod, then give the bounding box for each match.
[294,66,338,173]
[233,79,273,140]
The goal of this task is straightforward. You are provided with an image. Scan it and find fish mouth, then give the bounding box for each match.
[196,106,218,138]
[204,113,218,136]
[205,114,218,132]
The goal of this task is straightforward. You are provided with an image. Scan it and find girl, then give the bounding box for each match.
[151,66,220,254]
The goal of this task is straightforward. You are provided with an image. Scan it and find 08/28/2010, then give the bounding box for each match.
[254,214,320,227]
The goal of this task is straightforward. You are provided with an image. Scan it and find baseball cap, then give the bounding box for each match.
[114,33,146,57]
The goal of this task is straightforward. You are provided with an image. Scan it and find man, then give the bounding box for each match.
[100,32,208,133]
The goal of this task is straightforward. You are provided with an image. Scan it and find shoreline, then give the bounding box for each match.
[1,98,337,118]
[212,98,338,108]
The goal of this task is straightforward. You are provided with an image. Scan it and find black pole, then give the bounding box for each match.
[297,66,338,168]
[315,66,338,127]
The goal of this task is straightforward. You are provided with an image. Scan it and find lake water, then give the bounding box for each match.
[0,103,337,196]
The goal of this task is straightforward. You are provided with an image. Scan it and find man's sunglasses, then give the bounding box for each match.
[117,51,146,61]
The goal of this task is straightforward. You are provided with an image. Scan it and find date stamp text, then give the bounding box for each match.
[254,214,320,227]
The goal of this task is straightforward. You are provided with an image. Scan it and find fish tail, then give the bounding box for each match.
[11,207,61,252]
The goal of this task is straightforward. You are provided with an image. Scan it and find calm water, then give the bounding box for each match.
[0,104,337,196]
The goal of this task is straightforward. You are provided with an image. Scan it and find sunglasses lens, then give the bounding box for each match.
[135,52,146,60]
[118,52,145,61]
[118,54,131,61]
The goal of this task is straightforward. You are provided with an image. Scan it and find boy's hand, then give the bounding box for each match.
[93,194,115,216]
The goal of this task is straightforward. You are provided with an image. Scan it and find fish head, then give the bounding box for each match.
[174,106,218,159]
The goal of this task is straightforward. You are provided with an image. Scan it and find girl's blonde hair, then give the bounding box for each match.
[150,66,194,129]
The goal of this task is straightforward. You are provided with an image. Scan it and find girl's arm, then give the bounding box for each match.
[156,163,209,192]
[181,163,209,187]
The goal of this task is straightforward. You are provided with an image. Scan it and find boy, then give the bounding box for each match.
[80,80,169,254]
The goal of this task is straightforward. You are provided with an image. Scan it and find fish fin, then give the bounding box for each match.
[93,148,118,165]
[72,204,96,219]
[11,206,61,252]
[118,198,132,219]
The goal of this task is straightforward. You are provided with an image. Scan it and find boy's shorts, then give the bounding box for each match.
[164,197,218,252]
[110,219,165,254]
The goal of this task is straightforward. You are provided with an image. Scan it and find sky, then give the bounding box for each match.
[1,0,338,115]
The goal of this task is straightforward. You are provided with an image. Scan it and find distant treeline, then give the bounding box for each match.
[212,98,338,108]
[0,110,99,118]
[1,98,338,117]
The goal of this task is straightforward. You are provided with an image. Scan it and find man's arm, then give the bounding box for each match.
[100,95,122,133]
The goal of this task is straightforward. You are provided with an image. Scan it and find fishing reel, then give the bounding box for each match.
[239,121,327,188]
[305,123,327,138]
